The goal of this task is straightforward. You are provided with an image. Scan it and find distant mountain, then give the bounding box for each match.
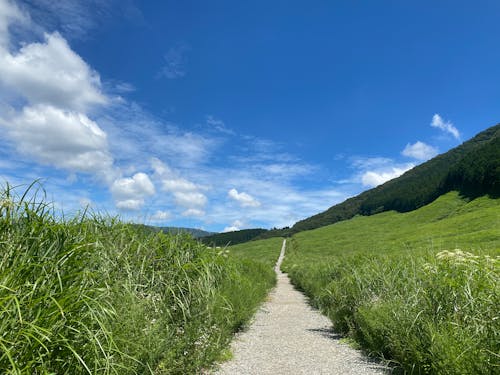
[200,228,269,247]
[130,224,215,238]
[157,227,216,238]
[291,123,500,233]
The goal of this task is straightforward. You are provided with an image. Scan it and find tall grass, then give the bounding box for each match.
[0,183,275,374]
[283,192,500,374]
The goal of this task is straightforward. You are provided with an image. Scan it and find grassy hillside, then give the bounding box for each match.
[292,123,500,233]
[0,184,276,374]
[282,191,499,374]
[229,237,283,268]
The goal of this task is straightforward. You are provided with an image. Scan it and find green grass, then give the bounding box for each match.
[229,237,283,268]
[0,183,277,374]
[282,192,500,374]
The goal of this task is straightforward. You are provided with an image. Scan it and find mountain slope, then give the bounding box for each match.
[200,228,269,247]
[130,224,215,238]
[292,123,500,233]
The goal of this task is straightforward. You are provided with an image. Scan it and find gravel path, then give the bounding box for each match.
[213,239,390,375]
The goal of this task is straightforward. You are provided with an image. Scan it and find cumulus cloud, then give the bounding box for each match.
[402,141,438,161]
[0,31,106,111]
[431,114,460,139]
[1,104,113,174]
[0,6,113,181]
[347,156,415,188]
[223,219,243,233]
[111,172,155,210]
[228,188,261,207]
[361,165,414,188]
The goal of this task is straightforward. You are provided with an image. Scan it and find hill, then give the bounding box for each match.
[129,224,214,238]
[291,123,500,233]
[200,228,269,247]
[282,191,499,374]
[157,226,215,238]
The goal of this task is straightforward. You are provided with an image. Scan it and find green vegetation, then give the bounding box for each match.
[292,123,500,233]
[229,237,283,268]
[0,184,275,374]
[201,228,269,247]
[282,192,500,374]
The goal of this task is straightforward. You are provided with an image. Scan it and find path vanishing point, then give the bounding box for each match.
[213,239,390,375]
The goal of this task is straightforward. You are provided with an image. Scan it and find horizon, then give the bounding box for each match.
[1,1,500,232]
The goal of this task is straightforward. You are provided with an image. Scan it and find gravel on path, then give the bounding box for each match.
[213,239,390,375]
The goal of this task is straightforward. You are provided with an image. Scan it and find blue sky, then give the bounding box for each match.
[1,0,500,232]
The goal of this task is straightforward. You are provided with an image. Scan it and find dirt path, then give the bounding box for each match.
[213,239,389,375]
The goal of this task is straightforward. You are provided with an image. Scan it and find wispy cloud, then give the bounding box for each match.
[402,141,438,161]
[19,0,144,41]
[158,44,189,79]
[205,115,235,135]
[431,114,460,140]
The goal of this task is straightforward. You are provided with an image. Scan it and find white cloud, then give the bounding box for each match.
[0,31,106,111]
[0,0,27,48]
[182,208,205,217]
[174,191,207,208]
[402,141,438,161]
[162,178,197,192]
[228,188,261,208]
[1,104,113,174]
[111,172,155,210]
[361,165,414,188]
[347,156,415,188]
[0,5,112,179]
[223,219,243,232]
[431,114,460,139]
[151,157,208,213]
[115,199,144,210]
[151,210,171,221]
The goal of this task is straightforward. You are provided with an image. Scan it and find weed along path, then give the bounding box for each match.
[214,239,389,375]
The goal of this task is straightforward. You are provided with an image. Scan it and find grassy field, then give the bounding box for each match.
[282,192,500,374]
[0,184,277,374]
[229,237,283,268]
